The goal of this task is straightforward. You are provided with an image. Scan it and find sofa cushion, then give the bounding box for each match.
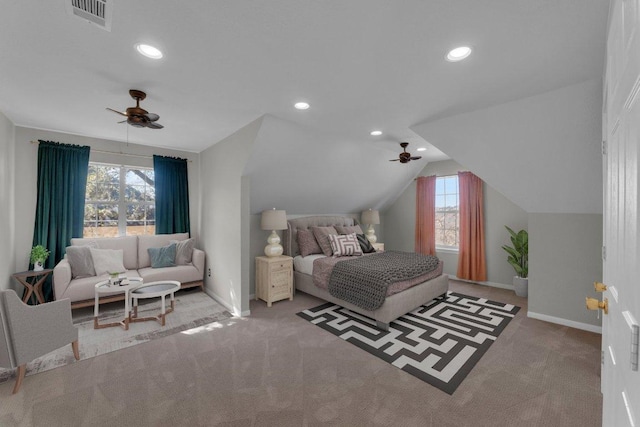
[137,265,202,284]
[66,245,96,278]
[170,238,194,265]
[71,236,138,270]
[58,270,141,302]
[90,248,126,276]
[138,233,189,269]
[148,244,176,268]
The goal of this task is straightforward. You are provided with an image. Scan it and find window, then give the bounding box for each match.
[435,175,459,249]
[84,163,155,237]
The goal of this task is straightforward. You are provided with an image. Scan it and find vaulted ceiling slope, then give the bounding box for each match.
[0,1,608,154]
[244,115,434,214]
[412,78,603,214]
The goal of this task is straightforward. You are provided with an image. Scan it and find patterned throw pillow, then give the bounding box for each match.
[328,233,363,257]
[335,225,364,235]
[297,229,323,257]
[357,233,376,253]
[311,226,339,256]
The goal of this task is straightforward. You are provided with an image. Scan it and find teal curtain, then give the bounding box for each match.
[32,140,90,302]
[153,155,190,235]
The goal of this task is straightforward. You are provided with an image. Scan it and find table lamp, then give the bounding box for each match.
[361,209,380,244]
[261,208,287,257]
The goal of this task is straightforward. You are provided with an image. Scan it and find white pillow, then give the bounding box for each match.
[170,238,194,265]
[90,248,126,276]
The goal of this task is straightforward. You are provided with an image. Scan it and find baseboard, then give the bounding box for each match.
[528,311,602,334]
[449,276,514,291]
[204,288,246,317]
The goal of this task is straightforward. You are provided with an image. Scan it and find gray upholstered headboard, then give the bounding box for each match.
[284,216,359,257]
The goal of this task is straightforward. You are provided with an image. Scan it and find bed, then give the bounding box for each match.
[284,215,449,331]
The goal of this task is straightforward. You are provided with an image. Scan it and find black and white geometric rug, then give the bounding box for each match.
[297,292,520,394]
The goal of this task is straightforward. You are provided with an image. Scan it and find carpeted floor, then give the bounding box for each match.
[0,279,602,426]
[297,292,520,394]
[0,289,232,385]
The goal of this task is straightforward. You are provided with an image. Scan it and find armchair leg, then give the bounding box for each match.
[12,364,26,394]
[72,340,80,360]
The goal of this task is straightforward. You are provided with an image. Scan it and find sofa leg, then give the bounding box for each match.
[72,340,80,360]
[12,364,26,394]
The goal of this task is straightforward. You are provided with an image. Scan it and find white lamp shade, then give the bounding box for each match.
[361,209,380,225]
[261,209,287,230]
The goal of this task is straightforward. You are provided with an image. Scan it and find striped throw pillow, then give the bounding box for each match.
[328,233,363,257]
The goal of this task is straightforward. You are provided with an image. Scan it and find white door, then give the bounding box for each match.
[603,1,640,426]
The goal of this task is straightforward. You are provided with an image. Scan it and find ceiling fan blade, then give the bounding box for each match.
[106,107,128,117]
[117,120,127,124]
[389,159,400,161]
[410,156,422,160]
[145,113,160,122]
[145,121,164,129]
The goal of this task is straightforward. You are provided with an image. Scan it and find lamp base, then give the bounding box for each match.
[366,225,377,244]
[264,230,283,257]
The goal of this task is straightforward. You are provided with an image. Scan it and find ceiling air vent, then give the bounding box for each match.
[66,0,113,32]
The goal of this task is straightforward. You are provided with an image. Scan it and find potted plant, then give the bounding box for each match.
[30,245,50,272]
[501,226,528,297]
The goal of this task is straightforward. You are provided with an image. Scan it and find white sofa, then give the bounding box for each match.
[53,233,205,308]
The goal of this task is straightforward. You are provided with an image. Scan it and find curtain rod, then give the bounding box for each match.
[30,140,192,162]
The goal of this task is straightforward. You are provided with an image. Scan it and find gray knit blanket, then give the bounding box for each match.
[328,251,440,311]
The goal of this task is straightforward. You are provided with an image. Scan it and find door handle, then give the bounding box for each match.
[594,281,608,292]
[586,297,608,315]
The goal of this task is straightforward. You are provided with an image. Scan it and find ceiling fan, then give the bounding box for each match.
[389,142,422,163]
[106,89,164,129]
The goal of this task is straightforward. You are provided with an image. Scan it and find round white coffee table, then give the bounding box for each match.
[129,281,181,326]
[94,279,143,330]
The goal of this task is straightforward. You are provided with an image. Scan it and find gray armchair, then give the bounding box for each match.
[0,289,79,394]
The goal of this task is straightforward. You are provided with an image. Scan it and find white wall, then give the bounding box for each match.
[410,81,603,331]
[384,159,528,287]
[0,112,15,291]
[199,118,262,316]
[528,213,602,330]
[13,127,201,272]
[412,78,603,214]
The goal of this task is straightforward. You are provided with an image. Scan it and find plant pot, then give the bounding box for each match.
[513,276,528,297]
[33,261,44,272]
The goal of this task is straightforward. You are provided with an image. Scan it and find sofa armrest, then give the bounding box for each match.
[192,248,205,276]
[53,259,72,301]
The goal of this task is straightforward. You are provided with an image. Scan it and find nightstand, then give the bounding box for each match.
[372,242,385,251]
[255,256,293,307]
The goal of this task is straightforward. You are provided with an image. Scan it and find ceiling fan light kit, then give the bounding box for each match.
[107,89,164,129]
[389,142,422,163]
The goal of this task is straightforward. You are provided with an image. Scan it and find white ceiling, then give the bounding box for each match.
[0,1,607,159]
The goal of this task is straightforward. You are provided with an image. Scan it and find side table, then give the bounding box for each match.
[94,279,143,330]
[129,281,181,326]
[255,256,293,307]
[12,269,53,305]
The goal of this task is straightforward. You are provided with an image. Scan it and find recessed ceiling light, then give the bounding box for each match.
[294,102,310,110]
[370,130,382,136]
[417,147,427,152]
[136,43,163,59]
[446,46,472,62]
